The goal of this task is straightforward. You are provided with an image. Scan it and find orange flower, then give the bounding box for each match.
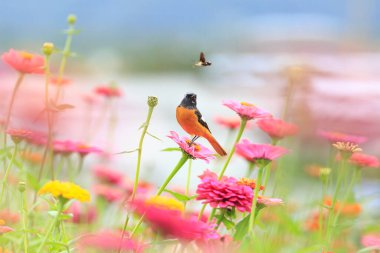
[324,197,361,217]
[20,151,43,165]
[1,49,44,74]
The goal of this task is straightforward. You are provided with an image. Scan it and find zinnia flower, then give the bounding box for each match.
[318,130,367,144]
[167,131,215,163]
[235,139,288,165]
[131,199,219,241]
[93,165,124,185]
[38,180,91,202]
[214,116,250,130]
[0,210,19,224]
[257,118,298,141]
[196,170,255,212]
[223,100,272,120]
[349,153,379,168]
[0,226,13,234]
[53,140,102,156]
[361,234,380,248]
[2,49,45,74]
[94,85,121,98]
[324,197,361,217]
[49,76,71,86]
[257,196,283,207]
[7,129,34,144]
[77,231,145,253]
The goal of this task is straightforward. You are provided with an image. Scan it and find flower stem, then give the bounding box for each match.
[21,187,29,253]
[0,143,18,203]
[248,164,265,234]
[185,159,192,196]
[37,201,64,253]
[156,153,189,196]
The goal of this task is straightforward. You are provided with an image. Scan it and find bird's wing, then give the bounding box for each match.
[195,109,211,134]
[200,52,206,63]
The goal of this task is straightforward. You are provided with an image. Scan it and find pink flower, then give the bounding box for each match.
[7,128,34,144]
[196,170,254,212]
[349,153,379,168]
[223,100,272,120]
[167,131,215,163]
[318,130,367,144]
[257,196,283,207]
[131,199,219,241]
[197,235,241,253]
[235,139,288,163]
[361,234,380,247]
[0,210,20,224]
[95,85,122,98]
[53,140,102,156]
[66,202,97,224]
[93,165,124,184]
[50,76,71,86]
[93,184,126,202]
[257,118,298,140]
[0,226,13,234]
[77,231,145,252]
[214,116,250,130]
[2,49,45,74]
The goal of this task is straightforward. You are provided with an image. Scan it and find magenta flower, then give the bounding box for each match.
[318,130,367,144]
[235,139,288,164]
[131,199,219,242]
[77,231,145,253]
[167,131,215,163]
[223,100,272,120]
[349,153,379,168]
[2,49,45,74]
[196,170,254,212]
[257,118,298,141]
[93,165,124,185]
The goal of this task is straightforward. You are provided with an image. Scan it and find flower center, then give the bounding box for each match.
[145,196,184,212]
[237,177,264,190]
[20,51,33,60]
[185,140,201,151]
[240,102,254,107]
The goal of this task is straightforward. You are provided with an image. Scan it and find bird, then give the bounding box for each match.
[194,52,212,67]
[176,93,227,156]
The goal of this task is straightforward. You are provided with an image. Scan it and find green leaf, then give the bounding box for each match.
[114,148,139,155]
[233,214,250,241]
[146,131,162,141]
[163,189,193,203]
[161,147,181,152]
[222,217,235,230]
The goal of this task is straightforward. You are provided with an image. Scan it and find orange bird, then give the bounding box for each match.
[176,93,227,156]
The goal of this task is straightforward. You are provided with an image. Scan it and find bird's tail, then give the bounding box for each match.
[205,134,227,156]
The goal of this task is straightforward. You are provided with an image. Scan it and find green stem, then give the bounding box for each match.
[0,144,18,203]
[21,188,29,253]
[262,164,271,195]
[248,164,265,234]
[37,201,64,253]
[319,174,328,241]
[245,162,255,178]
[156,154,189,196]
[185,159,192,196]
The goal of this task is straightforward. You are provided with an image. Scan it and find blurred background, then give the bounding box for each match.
[0,0,379,194]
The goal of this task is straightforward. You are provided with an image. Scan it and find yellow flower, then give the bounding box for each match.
[38,180,90,202]
[145,196,184,212]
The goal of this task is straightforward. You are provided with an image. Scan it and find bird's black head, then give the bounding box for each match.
[179,93,197,108]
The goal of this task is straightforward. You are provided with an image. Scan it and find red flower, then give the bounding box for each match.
[257,118,298,140]
[167,131,215,163]
[131,199,219,241]
[95,85,121,98]
[223,100,272,120]
[318,130,367,144]
[214,116,250,130]
[196,170,254,212]
[77,231,145,252]
[93,165,124,185]
[2,49,44,74]
[349,153,379,168]
[235,139,288,163]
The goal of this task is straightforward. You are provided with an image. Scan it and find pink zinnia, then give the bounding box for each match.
[53,140,102,156]
[95,85,122,98]
[257,118,298,140]
[66,202,97,224]
[167,131,215,163]
[93,184,126,203]
[349,153,379,168]
[318,130,367,144]
[131,199,219,241]
[361,234,380,248]
[257,196,283,207]
[2,49,45,74]
[235,139,288,163]
[196,170,254,212]
[0,226,13,234]
[7,128,34,144]
[223,100,272,120]
[77,231,144,252]
[93,165,124,185]
[214,116,250,130]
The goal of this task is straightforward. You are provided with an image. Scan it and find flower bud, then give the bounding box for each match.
[147,96,158,107]
[67,14,77,25]
[319,167,331,182]
[42,42,54,56]
[18,182,26,193]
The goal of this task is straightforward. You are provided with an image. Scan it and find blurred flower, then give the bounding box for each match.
[145,196,184,212]
[122,180,154,196]
[7,128,33,144]
[324,197,361,217]
[93,165,124,185]
[0,226,13,234]
[77,231,144,253]
[1,49,44,74]
[333,142,362,158]
[53,140,102,156]
[196,170,254,212]
[49,76,71,86]
[197,235,241,253]
[20,151,43,165]
[82,93,100,105]
[93,184,125,203]
[257,118,298,141]
[214,116,250,130]
[167,131,215,163]
[94,85,121,98]
[318,130,367,144]
[131,199,219,241]
[305,211,327,232]
[349,153,379,168]
[257,196,283,207]
[236,139,288,165]
[0,248,12,253]
[237,177,265,191]
[361,234,380,248]
[223,100,272,120]
[66,202,97,224]
[39,180,91,202]
[0,210,19,224]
